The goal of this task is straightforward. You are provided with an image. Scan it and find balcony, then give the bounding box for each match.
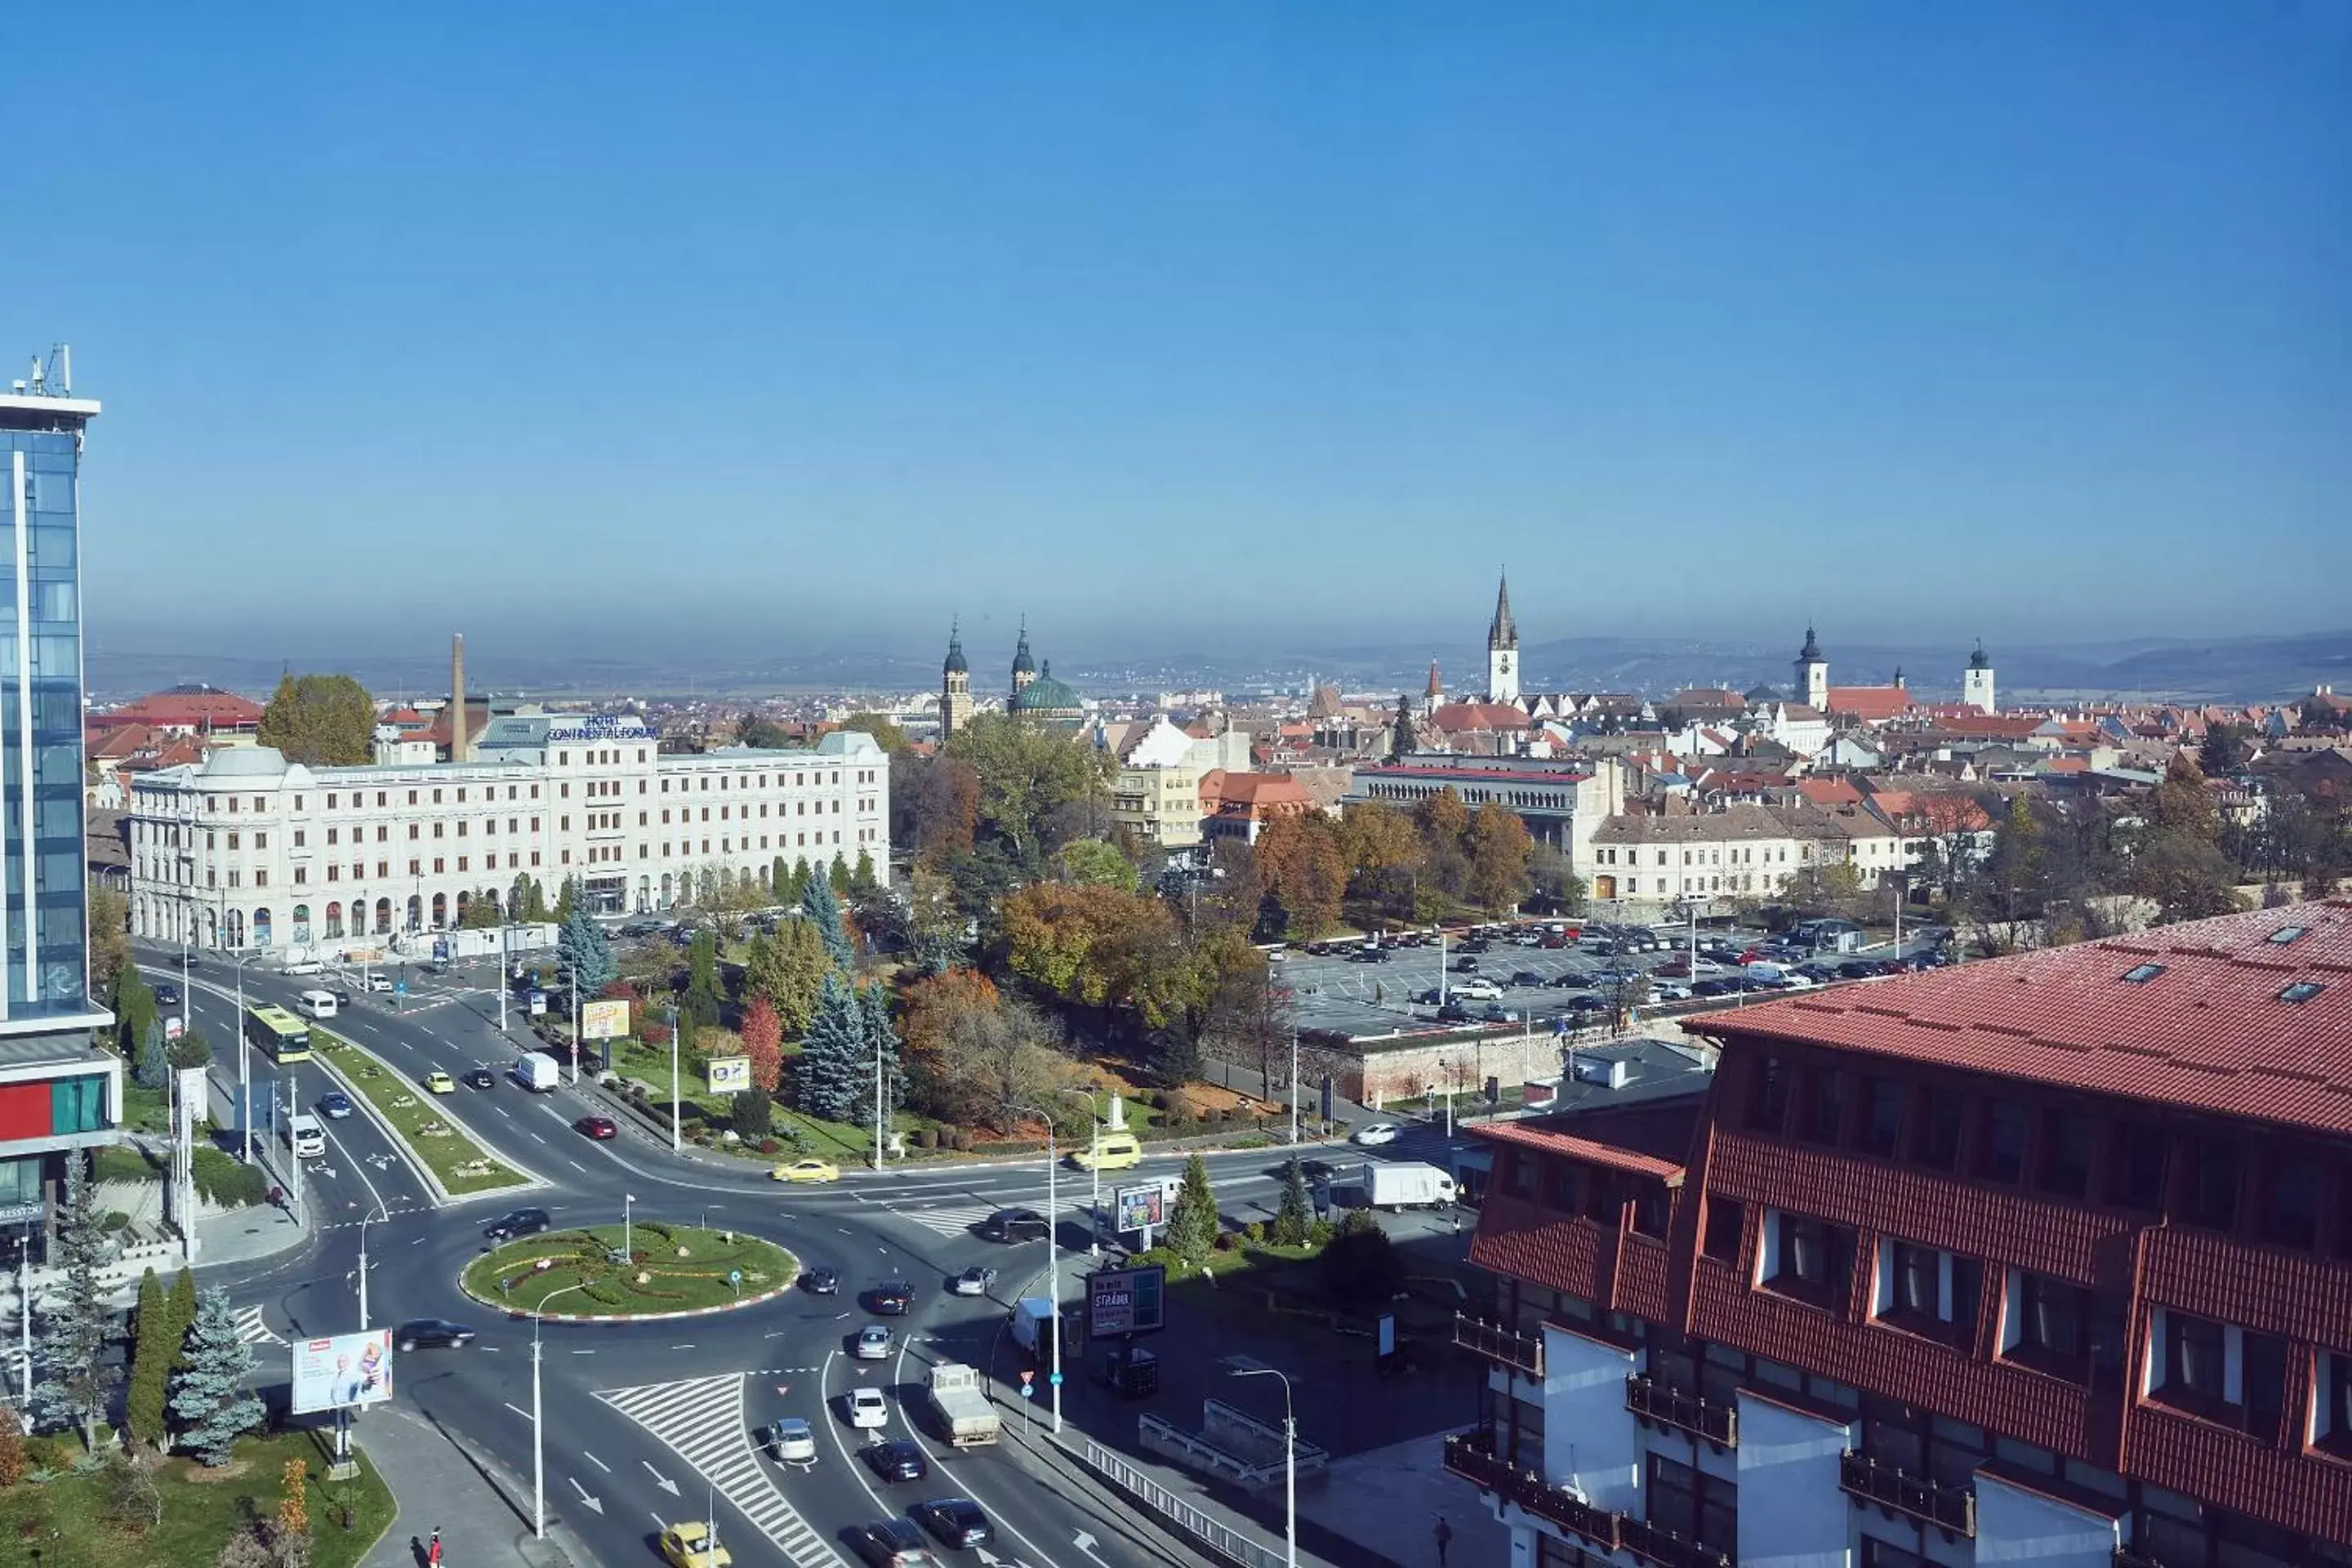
[1454,1313,1544,1379]
[1839,1451,1976,1538]
[1443,1432,1620,1553]
[1625,1374,1737,1449]
[2114,1550,2167,1568]
[1619,1517,1732,1568]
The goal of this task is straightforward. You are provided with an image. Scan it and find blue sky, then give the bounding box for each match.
[10,2,2347,666]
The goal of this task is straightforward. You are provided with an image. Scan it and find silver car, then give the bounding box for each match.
[854,1323,893,1361]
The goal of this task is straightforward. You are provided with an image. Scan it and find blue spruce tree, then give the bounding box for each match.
[797,969,865,1124]
[133,1017,169,1092]
[559,899,617,999]
[169,1286,263,1466]
[801,871,854,969]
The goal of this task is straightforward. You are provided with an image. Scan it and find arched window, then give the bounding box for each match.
[375,898,393,934]
[405,895,422,931]
[292,904,313,944]
[324,902,344,940]
[252,907,273,947]
[430,893,448,929]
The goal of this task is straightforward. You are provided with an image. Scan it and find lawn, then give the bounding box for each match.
[603,1038,919,1160]
[0,1427,395,1568]
[462,1223,797,1316]
[119,1083,171,1137]
[313,1033,528,1196]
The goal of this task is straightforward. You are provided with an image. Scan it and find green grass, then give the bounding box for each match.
[91,1144,161,1185]
[118,1084,171,1137]
[0,1428,395,1568]
[313,1034,528,1196]
[462,1223,795,1316]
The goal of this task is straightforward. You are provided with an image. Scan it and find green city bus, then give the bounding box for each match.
[244,1003,312,1064]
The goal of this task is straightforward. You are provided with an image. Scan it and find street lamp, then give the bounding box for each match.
[666,1007,681,1154]
[1059,1087,1101,1259]
[528,1279,595,1539]
[623,1192,635,1262]
[1013,1102,1066,1434]
[1229,1366,1297,1568]
[232,948,257,1162]
[355,1196,389,1329]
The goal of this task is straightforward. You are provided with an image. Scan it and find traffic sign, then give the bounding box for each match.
[1018,1383,1034,1399]
[394,982,408,997]
[1019,1370,1034,1385]
[1049,1372,1062,1387]
[728,1269,742,1285]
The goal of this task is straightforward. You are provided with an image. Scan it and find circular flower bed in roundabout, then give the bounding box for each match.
[460,1221,798,1320]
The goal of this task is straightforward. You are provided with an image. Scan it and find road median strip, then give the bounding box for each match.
[313,1030,540,1200]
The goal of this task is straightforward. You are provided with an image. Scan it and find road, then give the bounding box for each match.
[145,938,1446,1568]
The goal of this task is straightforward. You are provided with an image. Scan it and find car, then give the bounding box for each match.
[392,1317,475,1351]
[755,1418,817,1466]
[575,1115,618,1140]
[364,973,394,992]
[871,1280,914,1316]
[318,1090,354,1120]
[804,1266,840,1294]
[854,1324,893,1360]
[846,1386,891,1429]
[1453,979,1502,1000]
[1510,970,1545,987]
[984,1208,1048,1243]
[949,1266,996,1297]
[862,1440,929,1483]
[1564,995,1609,1013]
[911,1498,996,1551]
[658,1521,733,1568]
[1479,1004,1513,1023]
[1547,973,1592,989]
[1436,1002,1474,1023]
[1651,982,1693,1001]
[1691,978,1733,997]
[463,1067,496,1089]
[483,1207,552,1241]
[282,958,325,976]
[772,1158,841,1184]
[1410,987,1441,1005]
[422,1070,456,1094]
[1449,956,1479,972]
[154,982,181,1006]
[851,1520,944,1568]
[1352,1123,1401,1147]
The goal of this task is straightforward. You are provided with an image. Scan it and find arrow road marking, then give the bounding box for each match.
[1073,1533,1107,1567]
[568,1477,604,1514]
[584,1450,610,1472]
[643,1460,679,1495]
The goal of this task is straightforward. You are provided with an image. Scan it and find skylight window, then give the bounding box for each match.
[2279,982,2328,1004]
[2267,926,2308,946]
[2123,963,2166,983]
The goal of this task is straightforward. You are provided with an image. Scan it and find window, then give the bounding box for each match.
[2109,1127,2167,1212]
[1747,1054,1789,1134]
[1911,1090,1962,1171]
[1861,1078,1904,1159]
[1702,1199,1743,1263]
[2315,1352,2352,1461]
[2004,1272,2085,1378]
[1800,1066,1848,1147]
[1646,1452,1735,1555]
[2036,1109,2093,1199]
[2123,962,2166,982]
[1632,1183,1670,1241]
[1976,1100,2028,1183]
[1881,1241,1942,1328]
[1760,1211,1852,1309]
[2266,924,2307,946]
[2149,1311,2286,1439]
[2185,1135,2242,1229]
[1545,1160,1583,1213]
[2261,1150,2319,1250]
[2281,982,2327,1004]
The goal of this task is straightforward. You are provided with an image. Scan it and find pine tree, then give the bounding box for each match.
[114,967,158,1060]
[681,930,724,1030]
[851,850,878,893]
[796,970,866,1123]
[829,855,853,895]
[170,1287,263,1467]
[127,1267,172,1450]
[29,1152,118,1442]
[166,1266,200,1383]
[1166,1153,1219,1266]
[770,856,789,902]
[559,900,617,998]
[552,875,578,927]
[801,873,853,969]
[135,1017,170,1092]
[1275,1156,1314,1247]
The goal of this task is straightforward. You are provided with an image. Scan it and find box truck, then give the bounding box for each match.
[1345,1161,1457,1210]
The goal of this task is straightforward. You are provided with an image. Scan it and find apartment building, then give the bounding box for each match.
[1450,902,2352,1568]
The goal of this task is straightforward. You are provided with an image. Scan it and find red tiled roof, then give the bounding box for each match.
[106,690,266,729]
[1430,702,1530,732]
[1927,715,2043,741]
[1796,778,1864,807]
[1472,1101,1701,1181]
[1686,902,2352,1138]
[1825,685,1916,722]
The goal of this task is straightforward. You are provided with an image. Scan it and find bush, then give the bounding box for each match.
[1242,1221,1266,1245]
[1212,1231,1238,1251]
[914,1128,935,1150]
[1307,1218,1335,1248]
[756,1138,782,1155]
[191,1147,268,1208]
[100,1211,131,1233]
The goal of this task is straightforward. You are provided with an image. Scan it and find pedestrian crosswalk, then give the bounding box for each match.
[597,1374,840,1568]
[232,1306,286,1347]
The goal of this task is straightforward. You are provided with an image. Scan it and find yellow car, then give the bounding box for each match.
[658,1521,732,1568]
[1071,1131,1142,1172]
[771,1158,840,1184]
[423,1070,457,1095]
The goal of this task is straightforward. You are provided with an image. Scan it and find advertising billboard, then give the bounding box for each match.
[1086,1264,1166,1339]
[705,1055,751,1094]
[1112,1184,1165,1234]
[291,1330,394,1414]
[581,999,630,1040]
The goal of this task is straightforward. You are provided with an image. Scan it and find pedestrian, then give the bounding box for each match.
[427,1526,442,1566]
[1434,1517,1453,1568]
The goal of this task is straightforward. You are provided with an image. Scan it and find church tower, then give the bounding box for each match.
[1793,625,1829,710]
[1010,617,1036,699]
[1962,640,1996,715]
[941,620,972,737]
[1486,572,1521,704]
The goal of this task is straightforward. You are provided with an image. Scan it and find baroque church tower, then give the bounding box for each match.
[1486,572,1520,704]
[941,621,972,737]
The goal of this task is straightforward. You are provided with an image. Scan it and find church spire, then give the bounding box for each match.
[1489,571,1518,651]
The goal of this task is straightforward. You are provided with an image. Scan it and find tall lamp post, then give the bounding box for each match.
[355,1196,388,1328]
[529,1279,595,1539]
[232,948,256,1162]
[666,1007,681,1153]
[1014,1102,1066,1434]
[1060,1087,1101,1258]
[1230,1366,1297,1568]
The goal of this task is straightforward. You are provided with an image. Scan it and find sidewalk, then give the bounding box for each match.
[355,1401,595,1568]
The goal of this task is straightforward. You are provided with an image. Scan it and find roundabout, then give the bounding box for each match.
[460,1223,799,1320]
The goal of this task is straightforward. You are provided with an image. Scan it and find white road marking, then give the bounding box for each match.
[598,1374,841,1567]
[504,1401,530,1419]
[584,1450,610,1472]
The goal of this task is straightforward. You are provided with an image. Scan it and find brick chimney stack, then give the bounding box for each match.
[451,633,469,763]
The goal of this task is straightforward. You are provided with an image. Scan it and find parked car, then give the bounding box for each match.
[1510,970,1546,987]
[911,1499,996,1551]
[1352,1123,1401,1147]
[1436,1002,1474,1022]
[1651,982,1693,1002]
[318,1090,354,1120]
[1449,956,1479,973]
[862,1440,929,1483]
[1410,987,1441,1004]
[1478,1004,1513,1023]
[575,1115,618,1140]
[1691,978,1733,997]
[1547,973,1592,989]
[483,1207,551,1241]
[1454,979,1502,1000]
[854,1324,894,1360]
[755,1419,817,1466]
[393,1317,475,1351]
[804,1266,840,1295]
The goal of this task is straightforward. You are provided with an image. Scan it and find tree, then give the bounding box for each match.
[942,712,1107,859]
[680,929,724,1031]
[894,753,980,869]
[170,1286,263,1467]
[166,1266,200,1381]
[900,971,1076,1133]
[2199,724,2254,778]
[740,994,783,1093]
[1275,1157,1313,1247]
[559,901,617,1000]
[1466,804,1535,915]
[257,673,376,766]
[1165,1153,1219,1267]
[1253,815,1347,940]
[802,874,855,969]
[736,712,795,750]
[133,1019,170,1094]
[457,893,501,929]
[744,920,830,1036]
[850,849,879,893]
[838,713,911,754]
[1526,843,1586,913]
[1320,1210,1405,1305]
[278,1454,310,1543]
[795,970,866,1123]
[732,1087,773,1139]
[169,1025,214,1071]
[89,887,131,999]
[1414,787,1474,902]
[858,981,904,1133]
[127,1267,172,1451]
[552,875,578,927]
[30,1152,117,1443]
[1057,839,1139,893]
[515,874,553,923]
[114,964,158,1059]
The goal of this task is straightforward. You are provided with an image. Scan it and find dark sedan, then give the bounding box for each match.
[393,1318,475,1351]
[463,1067,497,1089]
[154,982,182,1006]
[862,1440,929,1483]
[1510,970,1546,987]
[871,1280,915,1316]
[911,1498,996,1550]
[804,1266,840,1295]
[483,1207,552,1241]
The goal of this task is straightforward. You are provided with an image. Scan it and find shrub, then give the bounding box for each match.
[0,1419,24,1487]
[1212,1231,1238,1252]
[1242,1221,1266,1245]
[914,1128,935,1149]
[755,1138,782,1155]
[1307,1218,1335,1248]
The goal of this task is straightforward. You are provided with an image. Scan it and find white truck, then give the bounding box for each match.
[1347,1160,1458,1211]
[1010,1297,1057,1357]
[924,1362,1001,1446]
[511,1051,561,1092]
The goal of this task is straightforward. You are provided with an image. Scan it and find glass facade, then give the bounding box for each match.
[0,414,91,1019]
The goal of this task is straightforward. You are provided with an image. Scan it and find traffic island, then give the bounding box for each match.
[458,1223,798,1320]
[314,1031,533,1198]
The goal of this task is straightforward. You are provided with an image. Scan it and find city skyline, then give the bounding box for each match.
[7,3,2344,653]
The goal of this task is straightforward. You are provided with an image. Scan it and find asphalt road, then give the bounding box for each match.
[141,938,1432,1568]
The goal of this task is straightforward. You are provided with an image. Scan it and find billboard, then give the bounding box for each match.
[1112,1184,1165,1234]
[291,1330,394,1414]
[1086,1264,1166,1339]
[706,1055,751,1094]
[581,999,630,1040]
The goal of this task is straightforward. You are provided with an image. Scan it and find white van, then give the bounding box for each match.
[285,1112,326,1159]
[511,1052,560,1093]
[295,989,339,1019]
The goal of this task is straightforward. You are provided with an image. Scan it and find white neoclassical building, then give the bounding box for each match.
[124,714,889,952]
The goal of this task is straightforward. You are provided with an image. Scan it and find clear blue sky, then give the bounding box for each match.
[10,2,2347,667]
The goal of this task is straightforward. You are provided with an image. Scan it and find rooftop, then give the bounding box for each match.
[1686,902,2352,1139]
